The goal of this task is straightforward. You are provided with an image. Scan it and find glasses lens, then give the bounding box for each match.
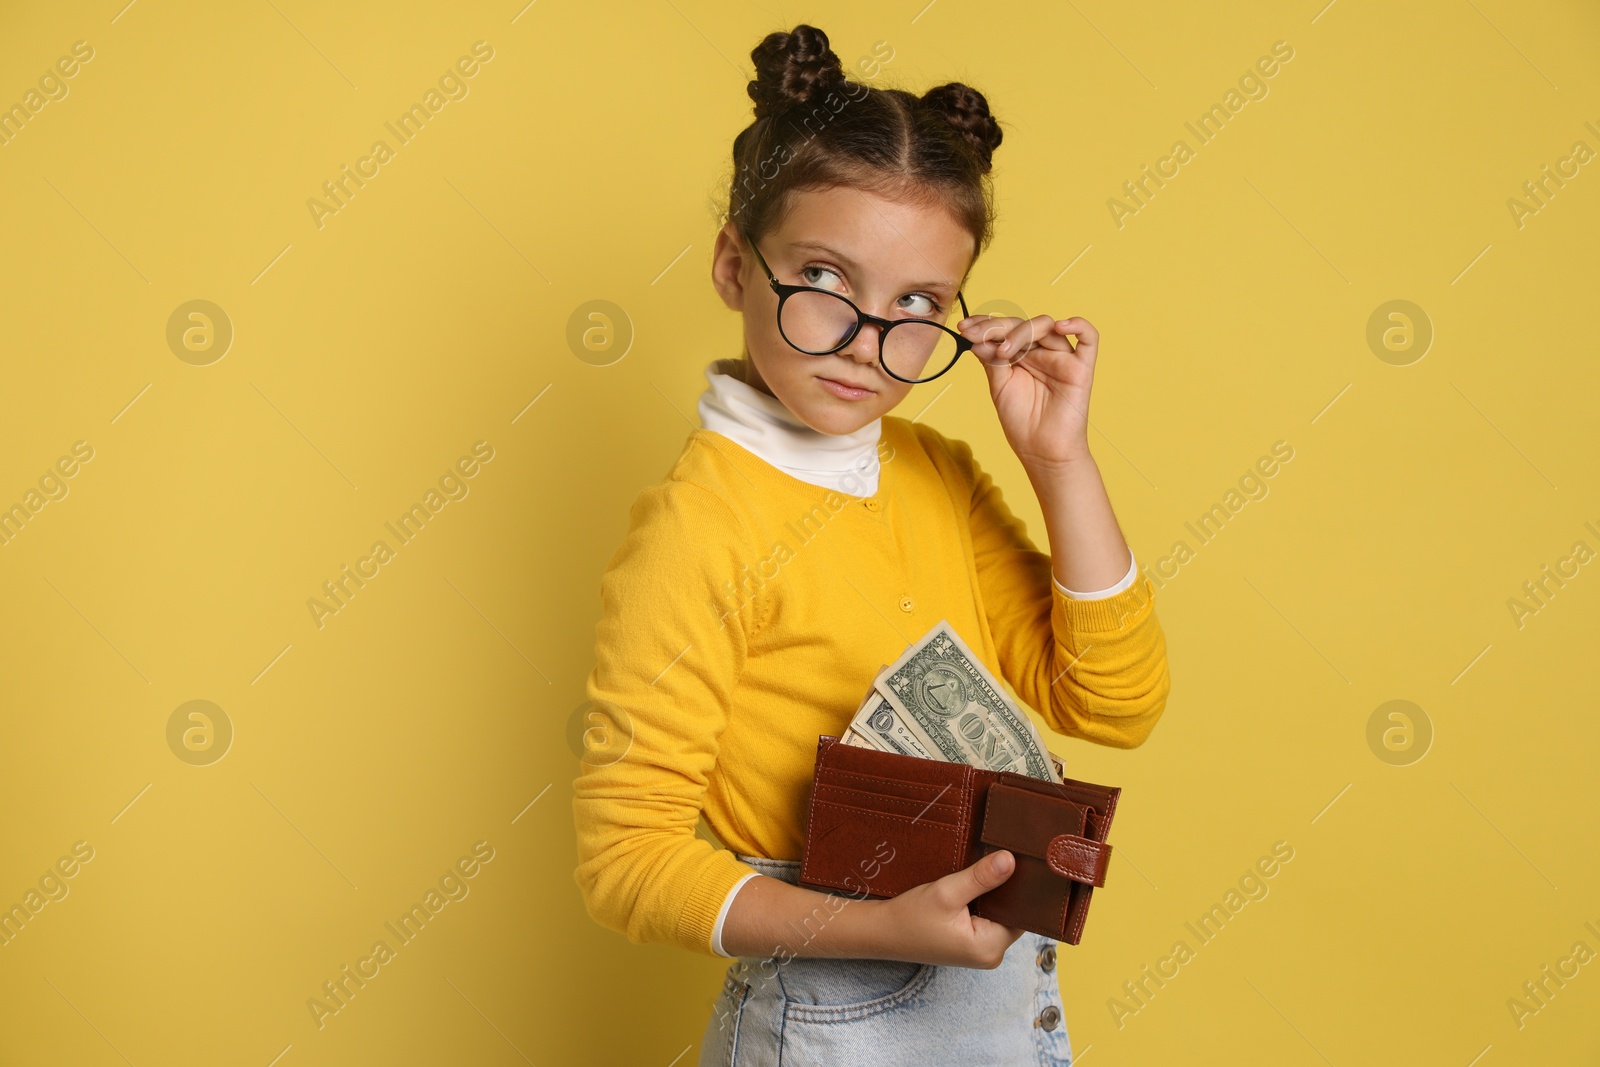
[779,289,860,354]
[882,320,961,383]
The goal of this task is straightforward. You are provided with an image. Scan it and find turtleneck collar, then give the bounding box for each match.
[696,357,883,496]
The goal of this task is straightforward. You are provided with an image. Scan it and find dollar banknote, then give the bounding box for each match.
[841,620,1058,782]
[842,719,1065,782]
[849,692,937,758]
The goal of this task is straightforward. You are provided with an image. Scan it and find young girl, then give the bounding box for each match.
[573,24,1170,1066]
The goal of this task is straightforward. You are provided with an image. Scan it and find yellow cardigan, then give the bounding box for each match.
[572,416,1171,957]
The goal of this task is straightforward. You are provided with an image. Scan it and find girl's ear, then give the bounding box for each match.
[710,222,751,312]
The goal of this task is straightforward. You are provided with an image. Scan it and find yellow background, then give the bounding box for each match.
[1,0,1597,1063]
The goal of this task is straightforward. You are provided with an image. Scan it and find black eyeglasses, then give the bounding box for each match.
[743,231,974,384]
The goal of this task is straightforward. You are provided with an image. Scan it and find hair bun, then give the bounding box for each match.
[920,82,1003,170]
[747,24,847,121]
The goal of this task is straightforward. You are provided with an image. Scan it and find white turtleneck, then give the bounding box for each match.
[695,356,1138,958]
[695,357,1137,599]
[697,357,886,495]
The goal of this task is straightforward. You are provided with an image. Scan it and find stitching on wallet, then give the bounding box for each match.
[958,767,972,867]
[1053,875,1071,933]
[800,738,833,881]
[814,785,963,820]
[1048,837,1106,885]
[825,768,961,798]
[823,771,963,806]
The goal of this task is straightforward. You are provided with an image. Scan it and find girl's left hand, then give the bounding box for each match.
[957,313,1098,470]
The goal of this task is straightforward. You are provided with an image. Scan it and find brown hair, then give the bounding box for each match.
[724,24,1004,269]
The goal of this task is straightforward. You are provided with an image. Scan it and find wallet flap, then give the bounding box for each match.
[1045,834,1112,887]
[987,768,1120,840]
[978,782,1088,861]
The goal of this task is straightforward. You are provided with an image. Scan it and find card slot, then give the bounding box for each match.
[810,794,964,828]
[822,767,967,800]
[815,782,962,819]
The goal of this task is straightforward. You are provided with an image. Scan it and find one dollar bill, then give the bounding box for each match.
[874,619,1053,781]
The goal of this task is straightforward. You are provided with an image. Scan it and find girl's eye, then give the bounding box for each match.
[897,292,941,317]
[796,265,942,317]
[800,265,845,291]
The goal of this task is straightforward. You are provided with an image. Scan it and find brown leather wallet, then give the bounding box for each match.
[797,734,1120,945]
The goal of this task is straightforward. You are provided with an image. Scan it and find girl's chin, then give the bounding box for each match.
[797,405,881,436]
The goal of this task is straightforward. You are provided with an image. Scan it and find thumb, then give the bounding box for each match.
[945,849,1016,907]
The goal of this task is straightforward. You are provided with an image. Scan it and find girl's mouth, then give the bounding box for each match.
[816,376,875,401]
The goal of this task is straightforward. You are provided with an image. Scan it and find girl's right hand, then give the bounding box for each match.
[873,849,1026,968]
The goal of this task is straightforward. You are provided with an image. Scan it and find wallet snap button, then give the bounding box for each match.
[1037,944,1056,972]
[898,595,915,612]
[1037,1005,1061,1031]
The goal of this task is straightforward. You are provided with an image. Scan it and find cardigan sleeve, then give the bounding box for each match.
[952,435,1171,749]
[1056,550,1139,599]
[571,477,761,956]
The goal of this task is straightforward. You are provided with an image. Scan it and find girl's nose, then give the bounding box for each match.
[836,320,883,365]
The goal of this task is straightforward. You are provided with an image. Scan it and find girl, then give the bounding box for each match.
[573,24,1171,1066]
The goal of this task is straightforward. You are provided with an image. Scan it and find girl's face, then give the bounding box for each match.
[711,185,977,436]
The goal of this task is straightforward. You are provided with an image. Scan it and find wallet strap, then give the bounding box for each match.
[1045,834,1112,887]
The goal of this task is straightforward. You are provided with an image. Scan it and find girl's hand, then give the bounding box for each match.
[871,849,1026,969]
[958,313,1099,470]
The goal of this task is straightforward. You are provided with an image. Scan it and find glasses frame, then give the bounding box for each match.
[742,231,974,385]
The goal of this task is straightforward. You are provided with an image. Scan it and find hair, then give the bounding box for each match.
[724,24,1004,268]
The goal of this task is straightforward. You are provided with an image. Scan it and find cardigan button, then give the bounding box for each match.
[1036,1005,1061,1030]
[898,596,915,613]
[864,499,881,511]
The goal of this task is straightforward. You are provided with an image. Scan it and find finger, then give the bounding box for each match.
[1054,316,1099,357]
[971,315,1077,365]
[984,315,1070,366]
[995,315,1054,360]
[1026,319,1083,356]
[1033,325,1077,353]
[958,315,1023,362]
[969,918,1028,968]
[960,315,1033,365]
[940,849,1016,908]
[994,924,1026,953]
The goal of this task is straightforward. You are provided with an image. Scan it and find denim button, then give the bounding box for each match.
[1037,944,1056,972]
[1037,1005,1061,1030]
